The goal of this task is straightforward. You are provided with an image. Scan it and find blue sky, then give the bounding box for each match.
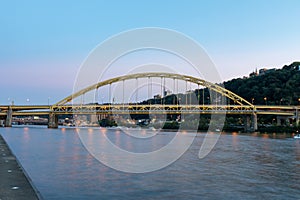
[1,0,300,104]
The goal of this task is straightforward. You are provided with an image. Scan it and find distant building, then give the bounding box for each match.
[164,90,172,96]
[154,94,161,99]
[258,68,267,75]
[249,67,277,77]
[294,64,300,70]
[258,68,275,76]
[249,68,258,77]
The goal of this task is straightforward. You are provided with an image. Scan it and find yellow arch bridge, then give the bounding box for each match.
[0,72,299,131]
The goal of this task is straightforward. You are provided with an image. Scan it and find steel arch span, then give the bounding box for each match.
[54,72,253,107]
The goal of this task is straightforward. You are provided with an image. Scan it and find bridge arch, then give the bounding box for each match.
[54,72,253,107]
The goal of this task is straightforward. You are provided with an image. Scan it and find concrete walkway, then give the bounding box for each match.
[0,134,40,200]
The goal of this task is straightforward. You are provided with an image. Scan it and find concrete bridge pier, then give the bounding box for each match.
[276,116,289,126]
[252,113,258,131]
[48,112,58,128]
[5,106,12,127]
[244,113,257,132]
[244,116,251,132]
[277,116,281,126]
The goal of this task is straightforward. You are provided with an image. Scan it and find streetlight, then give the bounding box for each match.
[26,98,30,105]
[264,97,267,105]
[298,98,300,105]
[8,98,14,105]
[178,98,181,105]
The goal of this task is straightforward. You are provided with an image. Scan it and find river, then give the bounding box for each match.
[1,126,300,199]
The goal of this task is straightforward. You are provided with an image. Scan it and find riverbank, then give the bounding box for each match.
[0,134,41,200]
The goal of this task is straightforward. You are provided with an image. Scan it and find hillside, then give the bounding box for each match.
[106,62,300,131]
[224,62,300,105]
[141,61,300,106]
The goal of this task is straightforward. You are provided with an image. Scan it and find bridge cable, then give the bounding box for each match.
[122,80,125,109]
[136,78,138,106]
[147,77,150,104]
[176,78,179,107]
[185,80,188,106]
[173,78,176,105]
[189,81,192,106]
[150,77,152,106]
[160,77,163,106]
[81,93,84,106]
[163,77,166,105]
[202,86,204,106]
[109,83,111,105]
[197,84,200,105]
[95,88,98,104]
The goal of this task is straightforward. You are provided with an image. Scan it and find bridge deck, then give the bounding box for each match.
[0,104,298,116]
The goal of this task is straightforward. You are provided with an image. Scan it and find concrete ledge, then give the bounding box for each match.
[0,134,41,200]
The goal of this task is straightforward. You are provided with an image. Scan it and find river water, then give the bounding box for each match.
[1,126,300,200]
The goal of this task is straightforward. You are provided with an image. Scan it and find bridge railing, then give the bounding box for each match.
[0,104,298,116]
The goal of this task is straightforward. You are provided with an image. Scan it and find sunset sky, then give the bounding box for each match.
[1,0,300,104]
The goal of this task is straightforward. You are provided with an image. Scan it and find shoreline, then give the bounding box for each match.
[5,125,298,137]
[0,134,42,200]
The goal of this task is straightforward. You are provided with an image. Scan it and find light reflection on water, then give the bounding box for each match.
[1,126,300,200]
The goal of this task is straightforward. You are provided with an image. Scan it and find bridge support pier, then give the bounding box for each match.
[5,106,12,127]
[48,113,58,128]
[277,116,281,126]
[244,114,257,132]
[252,113,258,131]
[276,116,289,126]
[244,116,251,132]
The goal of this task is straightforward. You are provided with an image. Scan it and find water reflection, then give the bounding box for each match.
[231,132,239,151]
[23,127,30,143]
[251,132,258,137]
[1,127,300,199]
[262,133,269,139]
[295,140,300,162]
[88,128,93,134]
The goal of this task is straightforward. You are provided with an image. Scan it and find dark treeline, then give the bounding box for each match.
[100,62,300,131]
[224,62,300,105]
[140,62,300,106]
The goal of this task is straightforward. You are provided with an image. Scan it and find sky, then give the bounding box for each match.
[1,0,300,105]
